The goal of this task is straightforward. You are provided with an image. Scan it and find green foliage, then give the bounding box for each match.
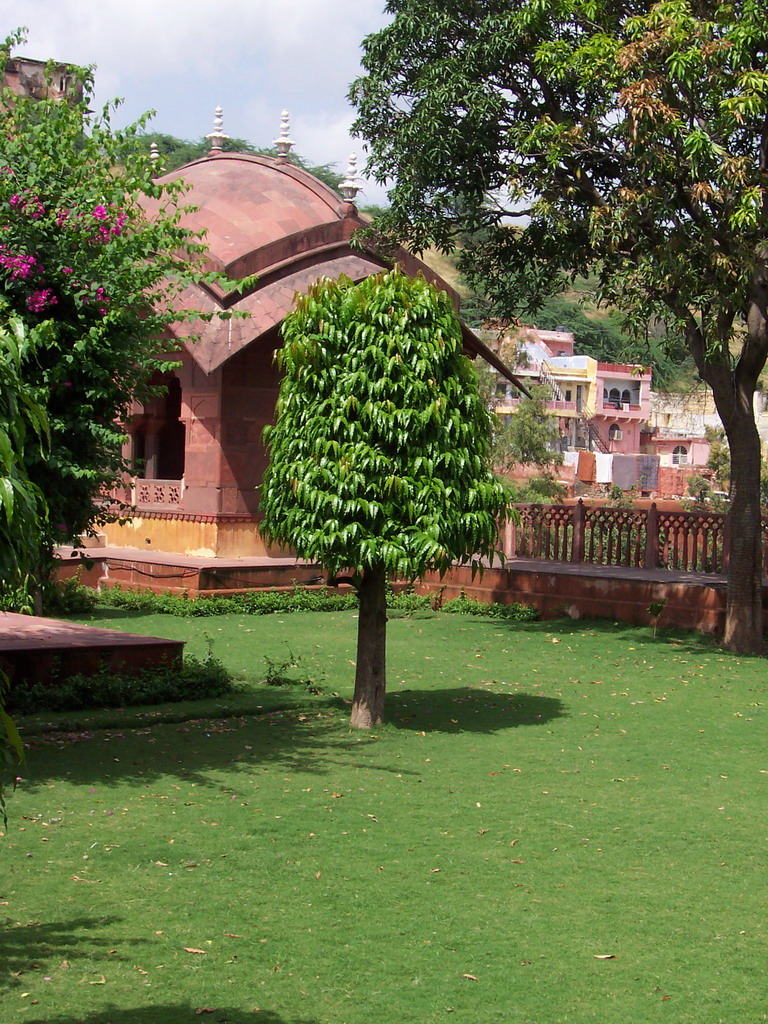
[262,645,331,695]
[352,1,768,347]
[647,598,667,638]
[0,670,22,825]
[701,426,768,510]
[705,426,731,490]
[98,583,358,616]
[503,473,567,505]
[0,315,46,814]
[501,384,563,470]
[351,1,768,652]
[134,131,343,192]
[0,32,228,560]
[43,571,99,615]
[0,318,49,583]
[684,473,730,514]
[386,588,433,613]
[260,268,509,579]
[477,362,564,488]
[8,650,233,715]
[442,591,538,622]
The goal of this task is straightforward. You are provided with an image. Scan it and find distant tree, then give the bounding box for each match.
[135,131,343,192]
[352,0,768,653]
[260,269,509,728]
[0,34,225,588]
[503,385,564,470]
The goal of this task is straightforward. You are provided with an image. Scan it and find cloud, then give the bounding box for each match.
[13,0,391,190]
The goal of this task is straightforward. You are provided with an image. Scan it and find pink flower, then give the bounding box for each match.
[26,288,58,313]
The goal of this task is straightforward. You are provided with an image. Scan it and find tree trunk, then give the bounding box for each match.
[350,563,388,729]
[686,280,767,655]
[722,406,764,653]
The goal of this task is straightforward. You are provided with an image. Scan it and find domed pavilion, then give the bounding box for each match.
[96,118,521,591]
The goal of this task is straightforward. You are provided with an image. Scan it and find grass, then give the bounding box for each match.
[3,608,768,1024]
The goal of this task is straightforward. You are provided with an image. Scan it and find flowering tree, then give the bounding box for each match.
[260,269,509,728]
[0,33,217,584]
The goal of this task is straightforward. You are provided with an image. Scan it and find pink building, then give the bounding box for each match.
[593,362,652,454]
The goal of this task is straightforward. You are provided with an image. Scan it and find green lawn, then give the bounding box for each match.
[3,609,767,1024]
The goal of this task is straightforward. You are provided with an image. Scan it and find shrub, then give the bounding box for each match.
[442,592,538,622]
[99,584,358,617]
[44,573,98,615]
[8,649,234,715]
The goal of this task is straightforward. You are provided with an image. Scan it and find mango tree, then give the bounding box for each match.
[351,0,768,653]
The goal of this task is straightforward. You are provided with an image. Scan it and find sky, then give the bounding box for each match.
[8,0,393,204]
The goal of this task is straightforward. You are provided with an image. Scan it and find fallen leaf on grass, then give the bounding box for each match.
[195,1010,217,1015]
[89,975,107,985]
[71,875,97,884]
[593,954,616,960]
[223,933,244,938]
[184,948,206,955]
[462,974,479,981]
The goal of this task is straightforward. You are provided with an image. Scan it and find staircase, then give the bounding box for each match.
[584,418,610,453]
[539,361,565,402]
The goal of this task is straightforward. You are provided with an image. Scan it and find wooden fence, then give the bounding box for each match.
[505,500,768,575]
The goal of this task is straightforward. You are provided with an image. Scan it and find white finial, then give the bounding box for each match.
[273,109,294,158]
[339,152,363,202]
[207,105,229,155]
[149,141,161,170]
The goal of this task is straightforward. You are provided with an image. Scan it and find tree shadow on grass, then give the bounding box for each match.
[16,683,564,792]
[506,614,725,655]
[0,915,130,991]
[24,1007,319,1024]
[386,687,565,733]
[17,698,409,792]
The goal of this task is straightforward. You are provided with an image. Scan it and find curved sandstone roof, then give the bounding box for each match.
[150,151,522,387]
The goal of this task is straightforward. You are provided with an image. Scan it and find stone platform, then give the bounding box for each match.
[0,612,183,690]
[54,544,760,637]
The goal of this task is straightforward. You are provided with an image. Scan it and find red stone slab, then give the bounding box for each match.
[0,613,183,688]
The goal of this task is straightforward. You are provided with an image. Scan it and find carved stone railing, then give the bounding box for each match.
[133,478,183,508]
[106,478,183,510]
[506,500,768,576]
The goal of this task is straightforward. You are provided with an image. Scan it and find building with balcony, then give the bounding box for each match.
[484,325,652,456]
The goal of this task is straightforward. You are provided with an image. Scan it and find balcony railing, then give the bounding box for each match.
[504,500,768,575]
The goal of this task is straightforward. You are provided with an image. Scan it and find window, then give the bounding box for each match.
[608,423,622,441]
[608,387,621,407]
[564,389,572,402]
[621,389,631,405]
[672,445,688,466]
[132,374,186,480]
